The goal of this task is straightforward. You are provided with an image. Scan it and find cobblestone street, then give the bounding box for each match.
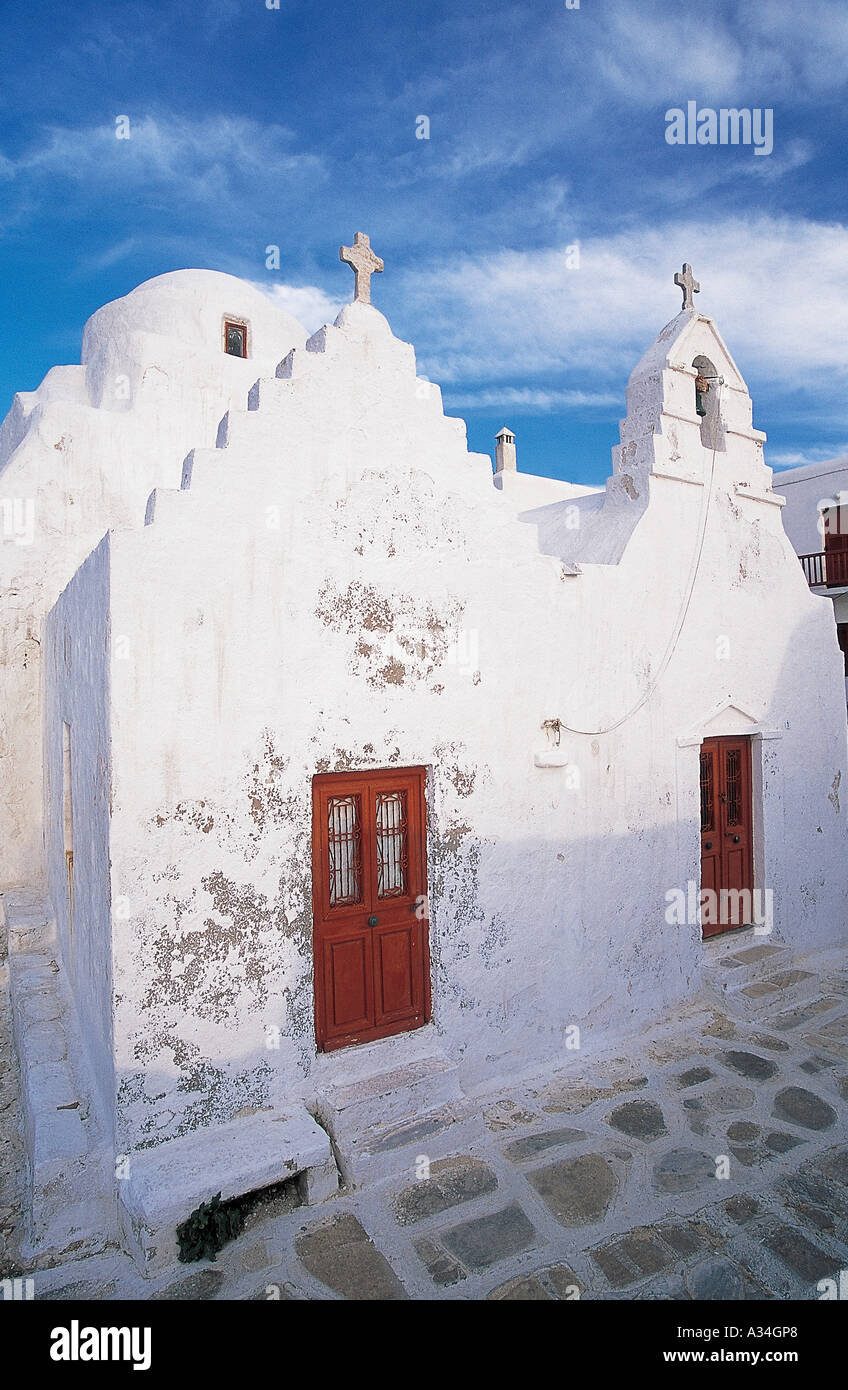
[4,938,848,1302]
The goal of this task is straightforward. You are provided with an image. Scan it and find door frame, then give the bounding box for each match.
[677,706,784,946]
[699,734,754,937]
[311,765,432,1052]
[823,502,848,588]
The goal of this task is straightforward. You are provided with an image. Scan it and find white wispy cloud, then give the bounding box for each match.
[598,12,746,105]
[749,139,814,181]
[258,283,344,332]
[441,387,620,411]
[0,115,325,202]
[595,0,848,106]
[403,217,848,411]
[73,237,141,274]
[770,447,848,469]
[741,0,848,97]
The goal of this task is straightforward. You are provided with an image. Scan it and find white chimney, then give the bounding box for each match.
[495,426,516,474]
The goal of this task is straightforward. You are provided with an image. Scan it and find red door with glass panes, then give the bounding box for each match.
[699,736,754,937]
[312,767,430,1051]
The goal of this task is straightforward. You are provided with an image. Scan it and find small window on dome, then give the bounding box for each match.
[224,320,247,358]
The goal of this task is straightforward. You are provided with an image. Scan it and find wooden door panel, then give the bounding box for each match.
[327,935,372,1032]
[700,737,753,938]
[374,926,417,1021]
[313,767,430,1051]
[725,845,747,887]
[701,846,719,899]
[699,742,719,905]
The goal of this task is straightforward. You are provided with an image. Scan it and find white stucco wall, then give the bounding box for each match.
[776,456,848,558]
[43,536,114,1123]
[775,458,848,705]
[57,295,848,1154]
[0,271,306,886]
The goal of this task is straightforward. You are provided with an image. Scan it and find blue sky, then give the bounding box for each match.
[1,0,847,483]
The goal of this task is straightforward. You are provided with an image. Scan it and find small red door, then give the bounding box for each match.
[312,767,430,1052]
[699,736,754,937]
[823,506,848,588]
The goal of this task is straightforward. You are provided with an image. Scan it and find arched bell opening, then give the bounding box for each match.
[692,354,726,452]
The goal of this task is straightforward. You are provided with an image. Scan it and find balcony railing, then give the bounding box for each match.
[800,550,848,589]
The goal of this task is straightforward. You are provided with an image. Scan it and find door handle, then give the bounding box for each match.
[705,842,713,850]
[367,915,378,927]
[725,834,740,843]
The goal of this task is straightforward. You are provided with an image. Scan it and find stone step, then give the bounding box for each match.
[1,889,57,954]
[23,1196,118,1268]
[179,446,226,490]
[116,1106,339,1275]
[214,407,264,450]
[310,1047,484,1188]
[314,1053,462,1138]
[720,967,819,1021]
[5,895,117,1263]
[334,1097,488,1187]
[247,375,298,411]
[762,993,847,1034]
[707,942,790,989]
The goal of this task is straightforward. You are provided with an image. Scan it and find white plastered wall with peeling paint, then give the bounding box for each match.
[35,290,846,1157]
[0,270,307,888]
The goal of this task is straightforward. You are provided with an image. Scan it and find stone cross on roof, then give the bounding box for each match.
[674,262,700,311]
[339,232,384,305]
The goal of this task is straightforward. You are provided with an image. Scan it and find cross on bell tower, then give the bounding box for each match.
[674,262,700,311]
[339,232,384,305]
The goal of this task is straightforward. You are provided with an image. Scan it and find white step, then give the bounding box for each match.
[2,889,57,953]
[315,1053,462,1136]
[733,967,819,1014]
[4,890,116,1263]
[706,956,819,1021]
[117,1107,339,1275]
[706,942,789,988]
[335,1097,488,1187]
[310,1046,487,1187]
[247,376,297,411]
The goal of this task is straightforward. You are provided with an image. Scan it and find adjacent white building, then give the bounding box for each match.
[776,457,848,696]
[2,249,846,1272]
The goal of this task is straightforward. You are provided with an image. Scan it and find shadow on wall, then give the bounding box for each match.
[108,819,700,1155]
[38,541,848,1165]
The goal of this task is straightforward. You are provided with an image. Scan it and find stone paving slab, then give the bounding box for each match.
[438,1201,537,1271]
[294,1212,407,1300]
[527,1152,621,1227]
[773,1085,838,1131]
[502,1127,588,1162]
[391,1155,497,1226]
[3,940,848,1301]
[607,1099,668,1141]
[487,1263,583,1300]
[412,1235,466,1287]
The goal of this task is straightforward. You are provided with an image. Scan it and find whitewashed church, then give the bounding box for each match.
[1,241,846,1272]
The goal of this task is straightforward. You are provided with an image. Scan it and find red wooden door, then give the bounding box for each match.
[824,506,848,588]
[312,767,430,1052]
[699,737,754,937]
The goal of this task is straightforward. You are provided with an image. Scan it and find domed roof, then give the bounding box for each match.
[81,269,307,365]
